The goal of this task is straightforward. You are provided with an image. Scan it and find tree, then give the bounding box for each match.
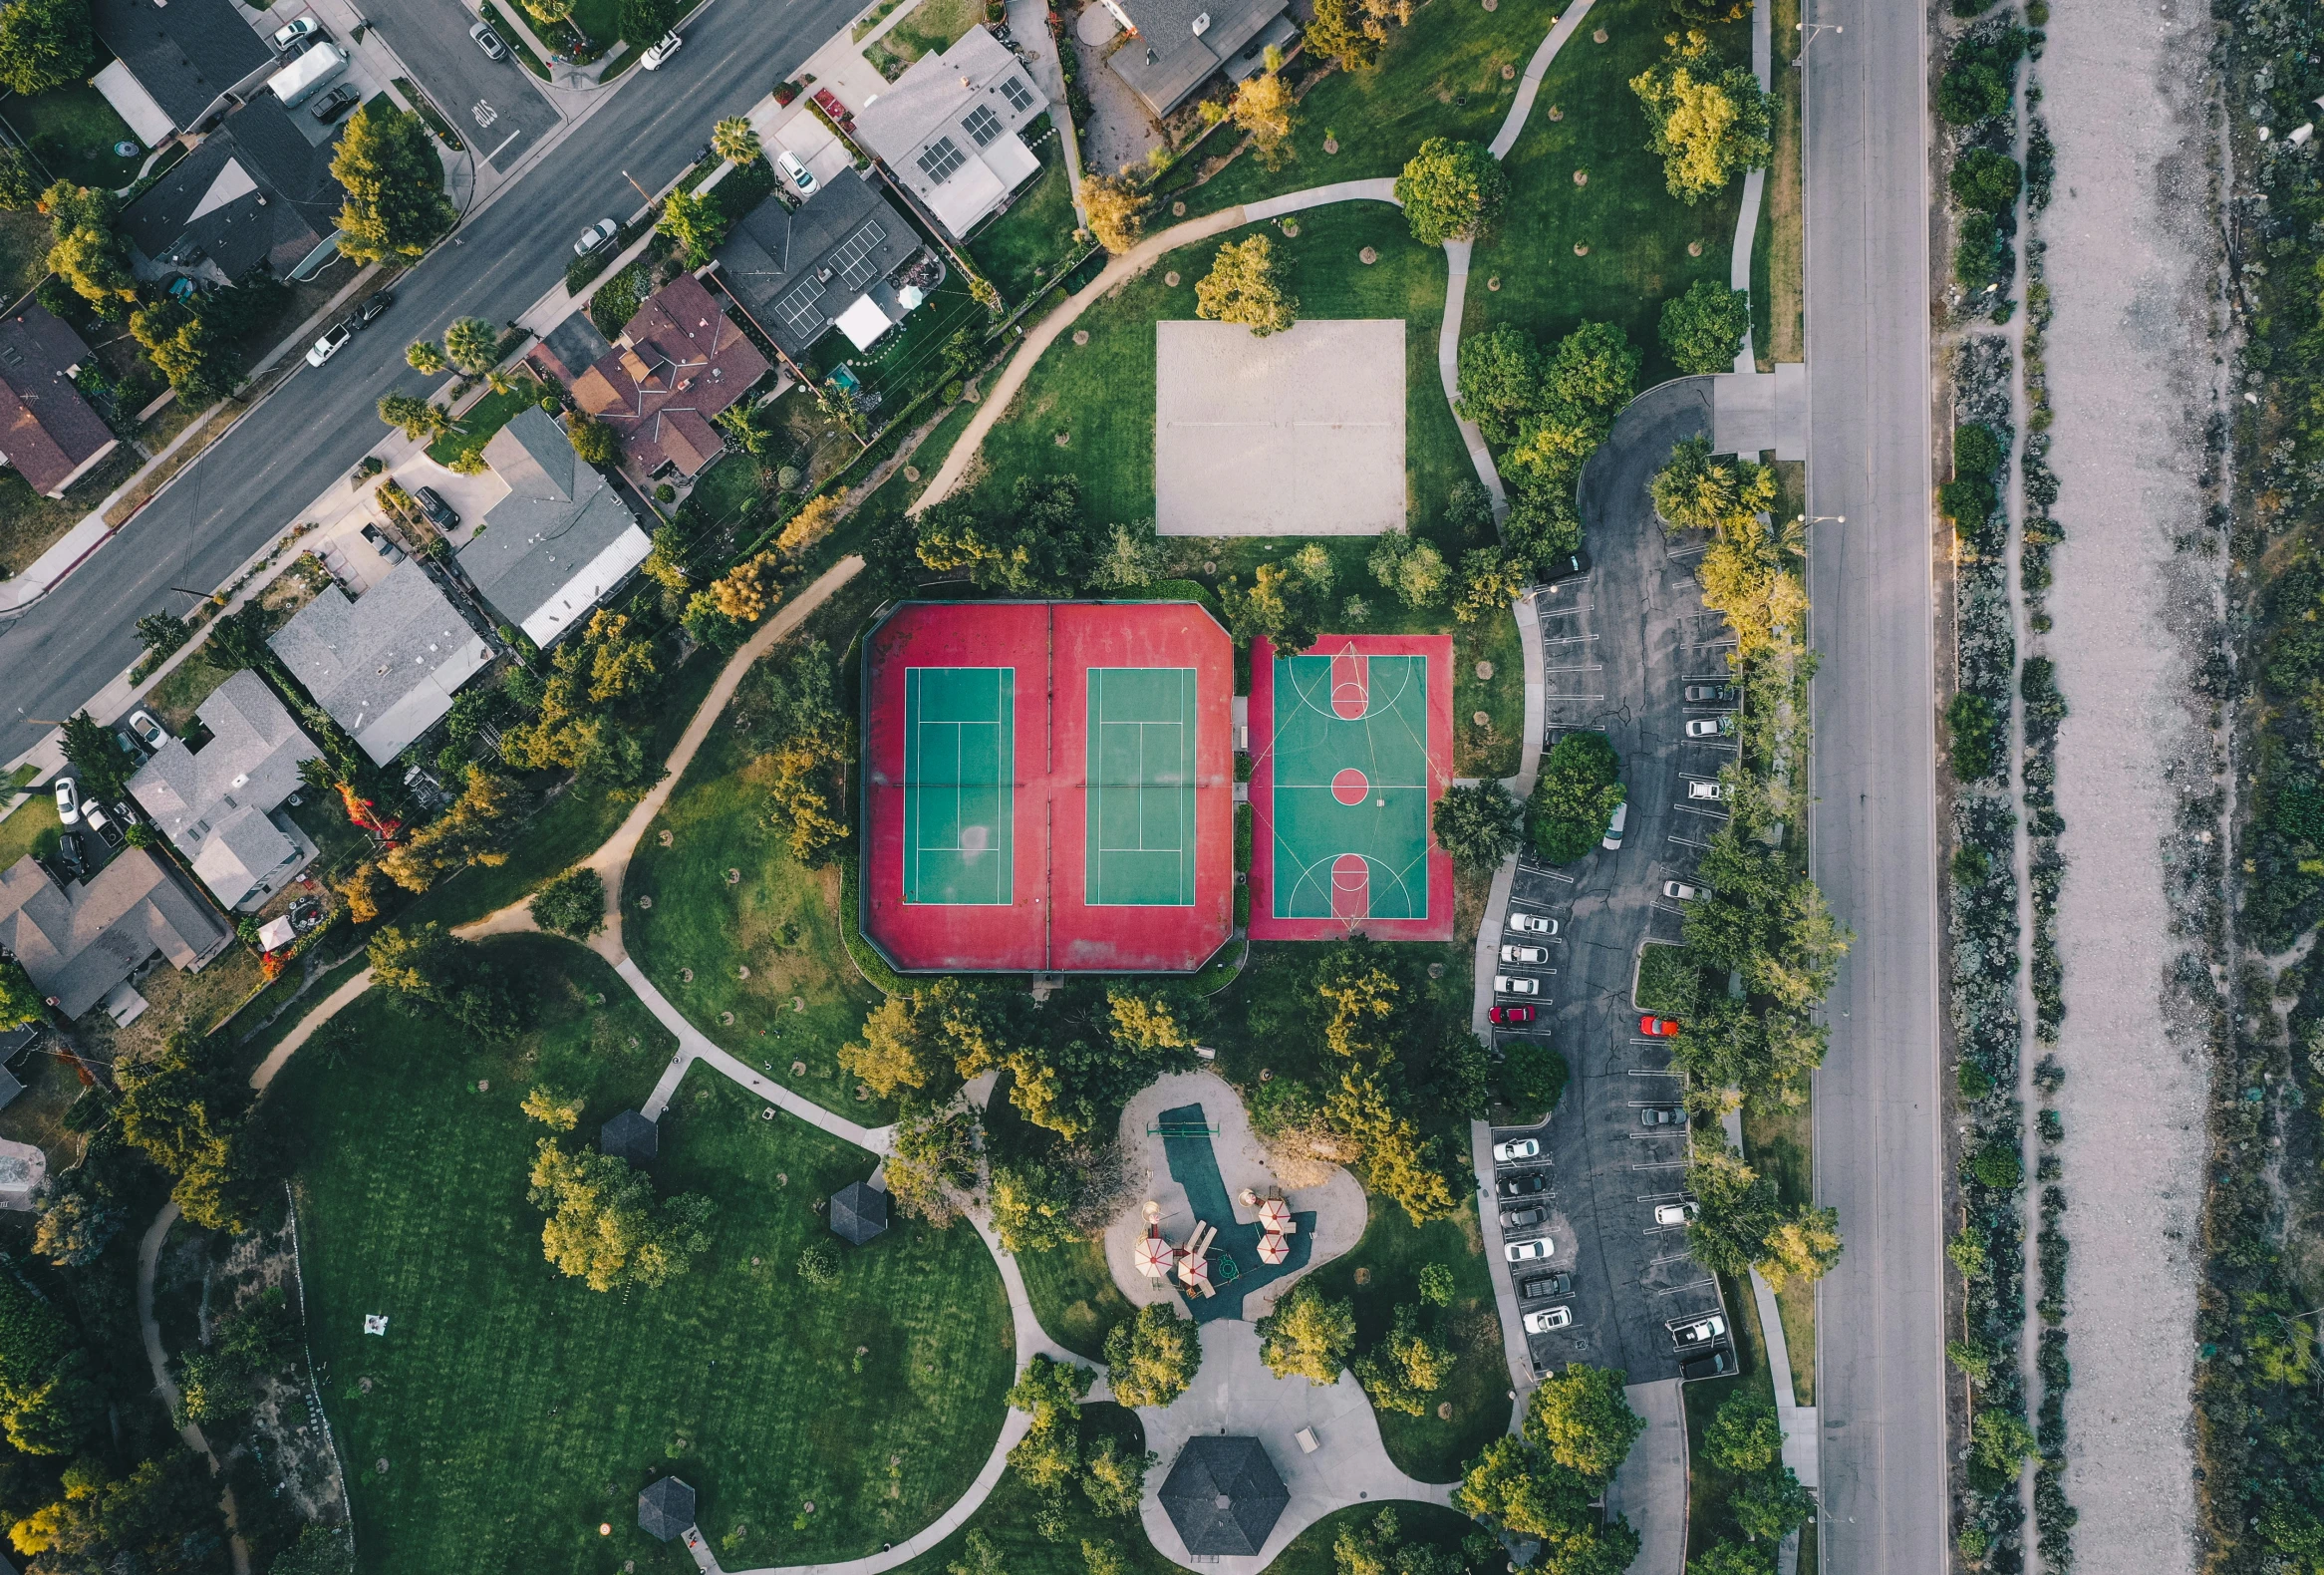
[1937,28,2024,126]
[948,1530,1009,1575]
[1230,66,1298,164]
[33,1135,130,1266]
[712,115,760,164]
[528,866,606,938]
[989,1157,1087,1253]
[1223,554,1333,653]
[1083,1540,1127,1575]
[1102,1302,1201,1408]
[1946,690,2001,781]
[1006,1354,1092,1491]
[1454,1436,1594,1538]
[1702,1388,1781,1473]
[9,1450,228,1565]
[1683,1142,1780,1276]
[131,297,234,403]
[442,315,500,375]
[658,187,726,264]
[497,610,667,795]
[116,1029,264,1233]
[1416,1263,1455,1306]
[841,993,947,1099]
[60,711,128,803]
[365,921,532,1039]
[1454,544,1530,623]
[1687,1543,1774,1575]
[1504,487,1582,571]
[1195,233,1297,336]
[527,1139,715,1291]
[0,0,92,95]
[884,1102,981,1224]
[1432,780,1523,873]
[47,212,135,311]
[1650,435,1775,533]
[1092,518,1165,588]
[0,141,36,208]
[1305,0,1378,70]
[1255,1281,1356,1385]
[1756,1203,1843,1290]
[0,1262,98,1453]
[1365,532,1448,608]
[1453,324,1544,444]
[1731,1465,1814,1542]
[407,339,447,374]
[776,492,844,556]
[1630,32,1772,203]
[1106,983,1204,1054]
[916,474,1106,594]
[1081,172,1145,253]
[332,106,454,264]
[520,1083,584,1130]
[136,611,190,662]
[1527,731,1623,863]
[1081,1434,1154,1515]
[1355,1303,1455,1415]
[1949,148,2021,213]
[381,766,523,893]
[1525,1364,1645,1482]
[566,410,619,466]
[1395,138,1505,244]
[1498,321,1640,494]
[269,1525,356,1575]
[1659,279,1752,375]
[1969,1408,2034,1482]
[378,392,452,440]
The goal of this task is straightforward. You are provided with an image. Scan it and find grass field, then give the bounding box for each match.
[0,446,141,580]
[625,664,887,1122]
[144,647,240,732]
[0,84,142,189]
[0,792,62,869]
[273,936,1011,1575]
[1767,0,1804,363]
[1742,1100,1814,1405]
[1014,1233,1136,1361]
[863,0,984,78]
[1681,1269,1776,1555]
[969,143,1083,308]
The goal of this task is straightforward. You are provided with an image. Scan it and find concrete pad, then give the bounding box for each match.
[1710,370,1774,458]
[1155,319,1406,536]
[1772,361,1808,462]
[1606,1378,1686,1575]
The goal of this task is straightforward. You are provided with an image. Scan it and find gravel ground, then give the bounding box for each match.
[2037,4,2223,1568]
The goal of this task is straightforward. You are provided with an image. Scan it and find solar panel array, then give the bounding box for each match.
[768,218,891,339]
[917,136,967,182]
[828,218,889,288]
[772,278,826,337]
[963,105,1003,148]
[1000,74,1033,113]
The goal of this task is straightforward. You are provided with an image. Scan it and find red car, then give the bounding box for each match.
[1491,1003,1538,1026]
[1639,1016,1681,1038]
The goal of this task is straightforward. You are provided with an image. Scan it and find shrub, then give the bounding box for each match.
[797,1242,840,1287]
[1498,1041,1568,1115]
[1967,1140,2022,1190]
[1946,691,2002,782]
[1659,279,1753,374]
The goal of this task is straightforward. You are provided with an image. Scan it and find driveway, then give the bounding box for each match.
[355,0,561,169]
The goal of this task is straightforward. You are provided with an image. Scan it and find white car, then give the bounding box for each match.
[1663,880,1699,901]
[1687,780,1722,801]
[1523,1306,1574,1334]
[1672,1313,1727,1347]
[1508,911,1558,935]
[52,778,79,825]
[641,29,682,67]
[1653,1202,1698,1227]
[1686,717,1734,739]
[305,320,353,367]
[1601,799,1627,849]
[1504,1238,1553,1263]
[574,217,619,256]
[82,801,122,848]
[777,149,818,194]
[1493,1137,1541,1163]
[127,709,165,750]
[1494,975,1541,996]
[271,16,317,50]
[1501,944,1549,965]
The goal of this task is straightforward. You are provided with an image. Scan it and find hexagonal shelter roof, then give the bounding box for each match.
[638,1475,695,1541]
[1158,1435,1288,1556]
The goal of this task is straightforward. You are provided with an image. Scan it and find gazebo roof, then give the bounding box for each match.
[601,1109,658,1162]
[1159,1436,1289,1555]
[830,1180,889,1245]
[638,1475,696,1541]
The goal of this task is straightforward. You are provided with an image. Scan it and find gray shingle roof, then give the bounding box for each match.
[638,1476,696,1541]
[1106,0,1289,114]
[122,98,344,280]
[91,0,270,131]
[131,669,318,853]
[716,173,922,357]
[829,1180,889,1245]
[0,852,231,1021]
[268,560,492,767]
[601,1109,658,1161]
[188,806,302,908]
[1158,1436,1289,1556]
[459,408,650,645]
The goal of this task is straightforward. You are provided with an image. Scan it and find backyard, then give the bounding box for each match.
[863,0,986,79]
[0,82,143,189]
[270,936,1014,1574]
[429,375,550,469]
[967,134,1084,308]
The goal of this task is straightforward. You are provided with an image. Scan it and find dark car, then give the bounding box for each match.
[1498,1172,1550,1199]
[1637,1105,1683,1128]
[1540,549,1592,583]
[1520,1272,1573,1301]
[413,486,459,531]
[1680,1350,1736,1382]
[353,289,394,326]
[1684,682,1736,704]
[55,831,88,878]
[310,84,359,123]
[1489,1002,1537,1026]
[1500,1205,1549,1231]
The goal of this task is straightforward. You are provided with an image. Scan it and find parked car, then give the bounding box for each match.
[304,319,354,367]
[1680,1349,1735,1381]
[1520,1272,1572,1300]
[1662,880,1700,901]
[52,778,79,825]
[1504,1237,1553,1263]
[1637,1105,1684,1127]
[1687,780,1723,801]
[469,20,507,59]
[360,523,406,562]
[309,84,359,122]
[1489,1002,1537,1026]
[1683,683,1734,703]
[126,710,165,751]
[641,28,682,67]
[413,486,459,530]
[55,831,87,877]
[1494,975,1541,996]
[1500,944,1549,965]
[777,149,818,194]
[1639,1016,1681,1038]
[574,217,620,256]
[1686,716,1735,738]
[1653,1201,1698,1227]
[1497,1172,1549,1199]
[1523,1306,1574,1334]
[1601,799,1627,849]
[1492,1137,1542,1164]
[353,289,395,325]
[1507,911,1558,935]
[82,802,122,849]
[271,16,317,50]
[1501,1205,1549,1230]
[1541,549,1592,583]
[1671,1314,1727,1348]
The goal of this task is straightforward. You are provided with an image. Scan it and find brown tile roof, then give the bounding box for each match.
[0,305,117,497]
[571,272,769,477]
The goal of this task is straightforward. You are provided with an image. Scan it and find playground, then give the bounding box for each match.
[1248,634,1456,941]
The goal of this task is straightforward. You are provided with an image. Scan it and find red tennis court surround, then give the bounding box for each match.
[860,601,1236,973]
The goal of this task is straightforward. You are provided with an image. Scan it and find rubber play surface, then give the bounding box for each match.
[1156,1103,1315,1323]
[1248,633,1455,941]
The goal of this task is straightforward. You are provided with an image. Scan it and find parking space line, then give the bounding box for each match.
[1655,1279,1719,1297]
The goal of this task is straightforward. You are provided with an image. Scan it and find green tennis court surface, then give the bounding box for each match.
[1086,667,1198,906]
[1270,650,1433,920]
[903,667,1015,905]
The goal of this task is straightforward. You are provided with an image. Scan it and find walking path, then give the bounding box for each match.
[136,1203,253,1575]
[1727,0,1773,372]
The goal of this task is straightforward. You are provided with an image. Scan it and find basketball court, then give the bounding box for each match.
[1248,633,1455,941]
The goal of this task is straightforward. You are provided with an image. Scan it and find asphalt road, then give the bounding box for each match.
[1801,2,1948,1569]
[0,0,859,750]
[371,0,561,170]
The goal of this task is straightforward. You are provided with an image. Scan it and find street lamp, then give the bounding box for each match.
[1798,513,1847,525]
[1795,20,1842,63]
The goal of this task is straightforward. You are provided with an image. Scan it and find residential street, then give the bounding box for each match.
[369,0,562,170]
[1801,3,1950,1570]
[0,0,859,753]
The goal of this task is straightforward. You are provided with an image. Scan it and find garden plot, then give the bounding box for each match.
[1154,319,1407,536]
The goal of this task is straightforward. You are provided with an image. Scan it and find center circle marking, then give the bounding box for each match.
[1332,768,1370,806]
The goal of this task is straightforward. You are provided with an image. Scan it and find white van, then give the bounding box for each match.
[1600,799,1627,850]
[777,150,817,195]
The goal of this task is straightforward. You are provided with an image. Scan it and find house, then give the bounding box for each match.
[0,304,121,499]
[121,97,348,285]
[457,408,651,647]
[90,0,273,143]
[569,273,769,480]
[128,670,323,912]
[716,172,932,359]
[268,559,493,768]
[1099,0,1297,117]
[0,851,231,1022]
[852,27,1049,241]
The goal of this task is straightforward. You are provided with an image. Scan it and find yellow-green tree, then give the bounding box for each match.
[1080,172,1145,254]
[520,1084,583,1130]
[1255,1281,1357,1385]
[1629,31,1772,203]
[526,1140,714,1291]
[332,106,455,263]
[1195,234,1297,337]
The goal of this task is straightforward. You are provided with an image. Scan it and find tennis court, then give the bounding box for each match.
[1249,634,1455,942]
[902,667,1016,905]
[1086,667,1198,907]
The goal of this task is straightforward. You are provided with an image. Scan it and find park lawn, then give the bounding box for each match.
[1463,0,1750,389]
[430,376,547,468]
[273,936,1013,1575]
[1681,1270,1775,1555]
[0,83,143,189]
[1741,1099,1814,1405]
[1295,1193,1510,1482]
[969,144,1082,308]
[625,678,887,1123]
[1014,1234,1135,1362]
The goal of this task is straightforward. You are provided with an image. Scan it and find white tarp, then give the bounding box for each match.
[835,293,893,351]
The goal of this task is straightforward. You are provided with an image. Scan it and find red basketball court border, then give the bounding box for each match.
[1247,632,1456,942]
[859,601,1237,972]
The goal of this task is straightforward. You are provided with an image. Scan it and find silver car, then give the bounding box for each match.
[1508,911,1558,934]
[574,217,620,256]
